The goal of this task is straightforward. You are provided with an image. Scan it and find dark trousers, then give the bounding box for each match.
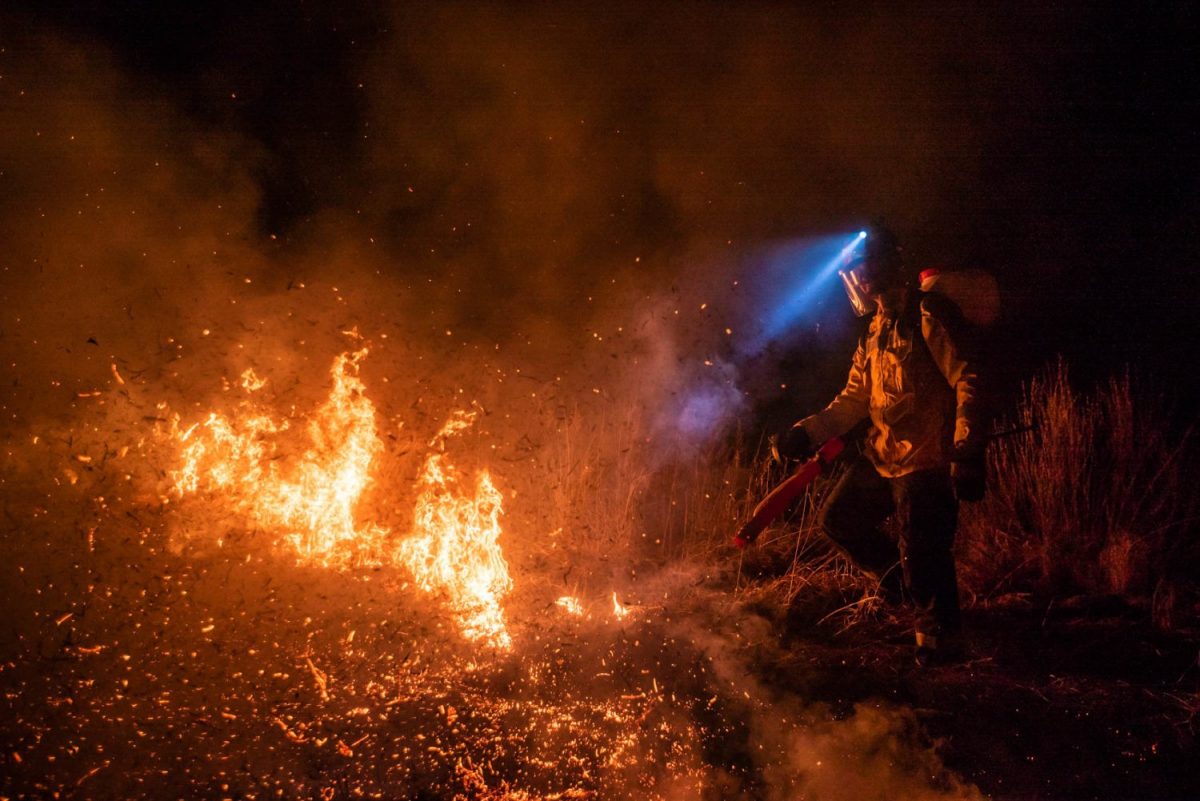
[818,457,961,636]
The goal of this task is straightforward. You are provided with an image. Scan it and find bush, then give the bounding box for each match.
[958,360,1199,627]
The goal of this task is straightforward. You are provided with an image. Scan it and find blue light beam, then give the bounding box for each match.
[663,230,867,445]
[744,230,866,354]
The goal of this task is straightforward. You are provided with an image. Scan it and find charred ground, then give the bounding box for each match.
[3,449,1198,800]
[1,349,1198,800]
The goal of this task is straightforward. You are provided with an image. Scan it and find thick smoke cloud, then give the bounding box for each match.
[2,2,1076,448]
[0,28,269,422]
[6,2,1196,432]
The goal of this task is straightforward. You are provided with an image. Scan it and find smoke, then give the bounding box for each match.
[0,8,1100,797]
[0,27,281,430]
[670,358,746,438]
[1,3,1071,444]
[7,2,1188,442]
[615,567,985,801]
[346,1,1005,353]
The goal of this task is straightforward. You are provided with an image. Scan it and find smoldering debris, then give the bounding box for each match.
[0,455,983,801]
[0,310,986,798]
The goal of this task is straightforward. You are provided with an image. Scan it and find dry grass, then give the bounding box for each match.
[528,404,887,635]
[534,409,782,565]
[959,360,1199,627]
[532,359,1199,632]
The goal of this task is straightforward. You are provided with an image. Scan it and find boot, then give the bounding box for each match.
[914,629,966,667]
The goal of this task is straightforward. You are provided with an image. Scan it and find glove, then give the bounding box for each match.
[950,446,986,502]
[770,426,814,463]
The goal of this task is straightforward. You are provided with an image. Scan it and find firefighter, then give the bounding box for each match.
[776,226,985,665]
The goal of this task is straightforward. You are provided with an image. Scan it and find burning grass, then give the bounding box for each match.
[169,348,514,649]
[3,336,1196,800]
[172,349,388,567]
[0,333,994,801]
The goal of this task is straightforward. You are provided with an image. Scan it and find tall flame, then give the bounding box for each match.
[396,412,512,650]
[170,351,513,648]
[173,348,385,566]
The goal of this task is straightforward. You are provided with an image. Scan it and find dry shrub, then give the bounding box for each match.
[959,360,1199,626]
[512,403,770,608]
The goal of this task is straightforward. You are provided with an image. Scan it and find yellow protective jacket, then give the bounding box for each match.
[797,290,982,477]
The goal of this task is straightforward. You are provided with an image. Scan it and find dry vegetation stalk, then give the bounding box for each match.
[960,360,1198,626]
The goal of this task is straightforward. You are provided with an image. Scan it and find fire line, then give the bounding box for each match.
[169,349,514,649]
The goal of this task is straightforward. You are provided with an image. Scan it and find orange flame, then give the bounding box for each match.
[556,596,585,616]
[173,348,385,567]
[170,351,513,648]
[397,412,513,650]
[611,591,630,620]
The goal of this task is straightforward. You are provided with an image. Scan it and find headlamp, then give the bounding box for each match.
[837,225,904,316]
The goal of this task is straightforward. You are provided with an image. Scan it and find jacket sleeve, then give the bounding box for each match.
[797,337,870,444]
[920,294,983,452]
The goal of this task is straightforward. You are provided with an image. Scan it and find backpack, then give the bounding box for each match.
[911,267,1003,435]
[917,268,1000,328]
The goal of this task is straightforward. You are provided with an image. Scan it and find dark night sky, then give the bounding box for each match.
[3,1,1199,421]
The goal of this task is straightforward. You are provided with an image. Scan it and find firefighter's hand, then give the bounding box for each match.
[771,426,814,463]
[951,447,986,502]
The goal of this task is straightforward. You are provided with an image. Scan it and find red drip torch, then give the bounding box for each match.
[732,436,845,549]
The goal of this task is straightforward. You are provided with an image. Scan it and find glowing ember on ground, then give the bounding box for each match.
[169,351,513,648]
[554,592,635,623]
